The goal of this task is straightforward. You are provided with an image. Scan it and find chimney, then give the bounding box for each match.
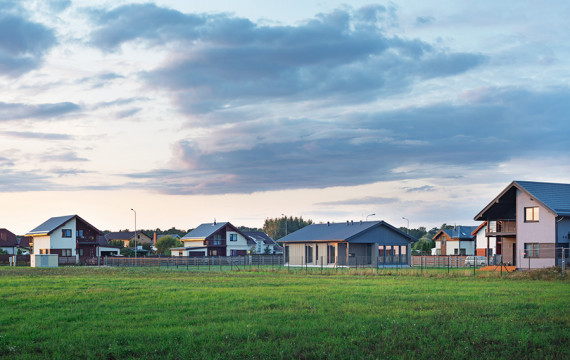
[213,219,216,225]
[327,221,330,226]
[153,232,157,245]
[351,220,354,225]
[346,220,349,226]
[360,220,362,225]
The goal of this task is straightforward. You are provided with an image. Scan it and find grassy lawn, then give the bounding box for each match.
[0,267,568,359]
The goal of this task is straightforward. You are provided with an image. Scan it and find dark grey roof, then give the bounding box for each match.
[279,221,417,243]
[442,226,478,240]
[516,181,570,216]
[105,232,135,240]
[181,222,228,239]
[0,229,18,247]
[243,231,276,245]
[27,215,76,235]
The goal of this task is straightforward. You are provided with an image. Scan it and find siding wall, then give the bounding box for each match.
[516,189,556,268]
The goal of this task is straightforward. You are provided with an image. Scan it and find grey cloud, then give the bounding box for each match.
[40,150,88,162]
[403,186,436,193]
[123,87,570,195]
[416,16,435,26]
[116,107,141,118]
[0,156,14,167]
[86,4,484,116]
[1,131,73,140]
[50,168,88,177]
[0,101,80,121]
[0,12,57,77]
[0,169,56,192]
[316,197,398,206]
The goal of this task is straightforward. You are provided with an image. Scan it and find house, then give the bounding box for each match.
[0,228,18,255]
[471,222,497,258]
[279,220,417,267]
[432,226,478,256]
[243,231,281,254]
[474,180,570,269]
[104,231,153,248]
[26,215,120,263]
[171,221,256,257]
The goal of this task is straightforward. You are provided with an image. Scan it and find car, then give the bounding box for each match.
[464,256,489,267]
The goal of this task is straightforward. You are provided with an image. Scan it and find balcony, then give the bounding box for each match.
[486,220,516,237]
[205,239,226,247]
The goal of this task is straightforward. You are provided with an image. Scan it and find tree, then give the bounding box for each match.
[120,247,134,257]
[263,216,313,240]
[155,236,182,255]
[108,240,124,248]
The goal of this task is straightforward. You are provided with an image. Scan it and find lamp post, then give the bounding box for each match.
[281,214,287,236]
[366,213,375,221]
[131,208,137,263]
[402,217,409,234]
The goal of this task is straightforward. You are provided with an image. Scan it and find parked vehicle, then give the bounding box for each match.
[464,256,489,267]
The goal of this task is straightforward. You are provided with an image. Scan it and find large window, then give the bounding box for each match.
[305,245,313,263]
[525,207,539,222]
[61,229,72,238]
[229,233,237,242]
[524,243,539,257]
[62,249,72,257]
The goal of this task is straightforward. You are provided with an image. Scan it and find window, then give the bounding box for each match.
[525,207,539,222]
[285,246,289,263]
[229,233,237,242]
[40,249,49,254]
[315,245,319,263]
[62,249,72,257]
[76,230,83,238]
[524,243,539,257]
[305,245,313,263]
[62,229,72,238]
[79,249,83,256]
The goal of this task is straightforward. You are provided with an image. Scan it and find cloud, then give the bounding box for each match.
[50,168,88,177]
[403,185,436,193]
[86,4,484,117]
[122,87,570,195]
[316,196,399,206]
[0,156,14,167]
[40,150,88,162]
[0,10,57,77]
[0,102,80,121]
[1,131,73,140]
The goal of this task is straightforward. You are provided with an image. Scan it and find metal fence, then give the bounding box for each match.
[411,255,469,268]
[104,255,284,269]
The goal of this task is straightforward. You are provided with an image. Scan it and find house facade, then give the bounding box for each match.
[104,231,153,248]
[0,228,18,255]
[26,215,119,263]
[472,222,497,257]
[432,226,478,256]
[171,222,255,257]
[474,181,570,269]
[243,231,281,254]
[279,220,417,267]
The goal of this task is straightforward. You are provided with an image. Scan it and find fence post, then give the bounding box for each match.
[220,256,222,271]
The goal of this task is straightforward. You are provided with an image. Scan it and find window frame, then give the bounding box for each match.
[524,243,539,258]
[525,207,539,222]
[229,233,238,242]
[61,229,72,238]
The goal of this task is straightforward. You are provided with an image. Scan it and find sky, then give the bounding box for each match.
[1,0,570,235]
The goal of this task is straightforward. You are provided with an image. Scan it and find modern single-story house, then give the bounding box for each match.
[104,231,153,248]
[474,180,570,269]
[279,220,417,267]
[432,226,478,256]
[0,228,18,255]
[171,221,256,257]
[243,231,281,254]
[26,215,120,263]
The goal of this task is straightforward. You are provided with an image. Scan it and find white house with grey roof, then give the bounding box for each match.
[26,215,119,264]
[474,180,570,269]
[279,220,417,267]
[171,221,255,257]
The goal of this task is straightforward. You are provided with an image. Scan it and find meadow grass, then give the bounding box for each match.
[0,267,568,359]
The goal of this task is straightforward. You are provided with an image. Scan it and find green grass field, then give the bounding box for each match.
[1,267,568,359]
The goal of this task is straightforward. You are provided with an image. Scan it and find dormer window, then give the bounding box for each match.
[525,207,539,222]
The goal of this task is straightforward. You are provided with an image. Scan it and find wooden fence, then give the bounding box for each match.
[104,255,284,268]
[0,254,30,266]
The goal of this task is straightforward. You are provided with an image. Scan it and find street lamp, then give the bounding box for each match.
[131,208,137,263]
[366,213,375,221]
[281,213,287,236]
[402,217,409,234]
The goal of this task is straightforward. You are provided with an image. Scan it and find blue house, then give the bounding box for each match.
[279,220,417,267]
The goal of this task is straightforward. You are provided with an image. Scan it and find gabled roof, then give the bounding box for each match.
[0,228,18,247]
[26,215,102,236]
[279,221,417,243]
[475,180,570,220]
[434,226,478,240]
[182,222,228,240]
[105,232,136,241]
[243,231,276,245]
[471,221,487,236]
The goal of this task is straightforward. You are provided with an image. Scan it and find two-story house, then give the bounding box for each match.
[0,228,18,255]
[26,215,119,263]
[171,221,255,257]
[432,226,478,256]
[474,181,570,269]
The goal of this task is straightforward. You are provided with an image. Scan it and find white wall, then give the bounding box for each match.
[226,231,250,255]
[50,217,78,256]
[475,224,496,255]
[517,190,556,268]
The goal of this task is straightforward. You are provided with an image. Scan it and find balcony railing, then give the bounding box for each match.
[486,220,516,235]
[205,239,226,246]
